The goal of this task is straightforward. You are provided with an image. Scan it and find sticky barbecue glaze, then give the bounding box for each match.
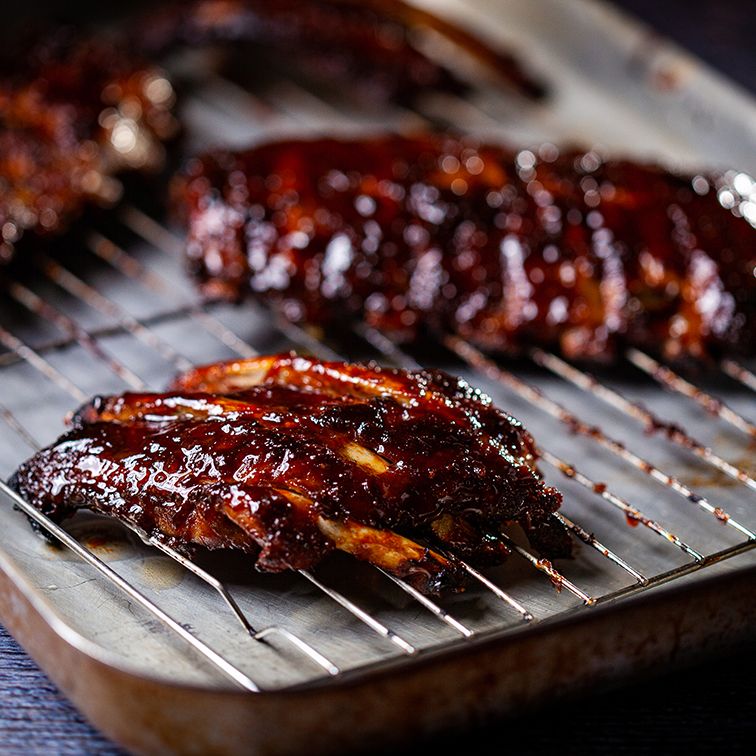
[145,0,544,102]
[177,134,756,362]
[12,355,568,594]
[0,28,177,260]
[1,2,540,260]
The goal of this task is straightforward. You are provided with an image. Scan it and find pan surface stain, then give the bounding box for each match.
[139,555,186,590]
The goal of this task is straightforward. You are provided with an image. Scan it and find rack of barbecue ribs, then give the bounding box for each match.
[11,354,569,595]
[143,0,545,103]
[176,134,756,362]
[0,28,179,261]
[0,4,540,261]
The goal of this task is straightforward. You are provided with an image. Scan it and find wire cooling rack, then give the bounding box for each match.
[0,0,754,695]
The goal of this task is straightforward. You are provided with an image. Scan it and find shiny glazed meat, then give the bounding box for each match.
[0,2,538,260]
[145,0,544,102]
[0,29,177,260]
[11,354,568,595]
[177,134,756,362]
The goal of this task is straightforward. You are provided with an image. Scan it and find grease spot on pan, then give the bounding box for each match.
[139,556,185,590]
[41,519,137,562]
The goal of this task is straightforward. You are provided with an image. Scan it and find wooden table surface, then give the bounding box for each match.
[2,1,754,753]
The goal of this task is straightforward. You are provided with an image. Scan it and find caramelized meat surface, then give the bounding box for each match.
[177,135,756,362]
[145,0,544,102]
[0,29,177,260]
[1,2,538,260]
[12,355,567,594]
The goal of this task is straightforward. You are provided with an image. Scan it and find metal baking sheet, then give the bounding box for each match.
[0,0,754,751]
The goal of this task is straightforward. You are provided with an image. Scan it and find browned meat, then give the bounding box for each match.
[176,134,756,362]
[0,28,178,261]
[11,354,567,594]
[144,0,544,102]
[0,3,539,261]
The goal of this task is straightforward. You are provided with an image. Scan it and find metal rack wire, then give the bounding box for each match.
[0,65,754,693]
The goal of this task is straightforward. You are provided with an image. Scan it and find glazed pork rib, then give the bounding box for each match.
[1,3,538,260]
[12,355,568,595]
[0,28,177,260]
[144,0,545,102]
[177,134,756,362]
